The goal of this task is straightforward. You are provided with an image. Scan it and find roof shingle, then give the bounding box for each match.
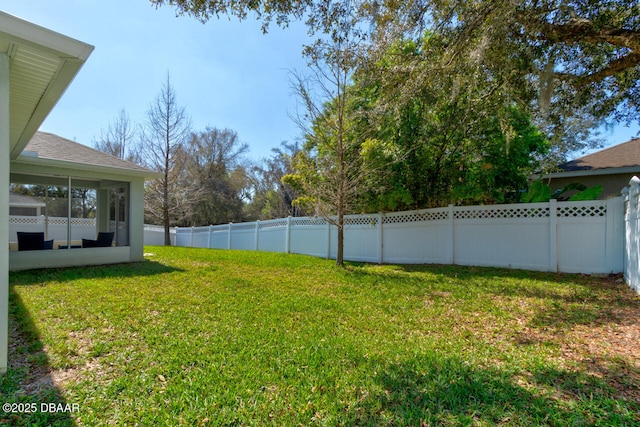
[560,138,640,172]
[23,131,154,174]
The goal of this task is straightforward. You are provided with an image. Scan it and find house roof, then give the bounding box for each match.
[542,137,640,179]
[0,11,94,160]
[559,138,640,172]
[9,191,45,208]
[15,131,159,178]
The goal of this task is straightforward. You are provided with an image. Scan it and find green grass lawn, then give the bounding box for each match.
[2,246,640,426]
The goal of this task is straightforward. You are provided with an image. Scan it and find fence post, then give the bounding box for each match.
[228,223,232,250]
[255,220,260,251]
[208,225,212,248]
[626,176,640,291]
[378,212,384,264]
[605,197,624,273]
[622,186,630,282]
[190,227,194,247]
[285,216,292,254]
[448,204,455,265]
[326,219,331,259]
[549,199,558,273]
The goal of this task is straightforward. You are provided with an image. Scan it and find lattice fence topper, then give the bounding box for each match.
[259,219,289,229]
[454,206,550,220]
[557,204,606,218]
[231,223,256,231]
[191,227,210,234]
[345,216,379,226]
[383,210,449,224]
[290,218,327,227]
[46,217,96,226]
[9,216,43,225]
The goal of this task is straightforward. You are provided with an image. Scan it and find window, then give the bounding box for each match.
[9,175,130,251]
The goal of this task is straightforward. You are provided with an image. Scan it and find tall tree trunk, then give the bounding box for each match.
[336,141,345,267]
[163,167,171,246]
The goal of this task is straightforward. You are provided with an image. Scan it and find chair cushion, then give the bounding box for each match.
[17,232,45,251]
[82,238,97,248]
[96,232,115,247]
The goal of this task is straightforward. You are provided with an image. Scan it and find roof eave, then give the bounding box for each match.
[537,166,640,180]
[0,11,94,159]
[11,156,163,180]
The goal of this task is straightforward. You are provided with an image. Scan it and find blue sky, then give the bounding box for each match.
[4,0,312,160]
[3,1,639,161]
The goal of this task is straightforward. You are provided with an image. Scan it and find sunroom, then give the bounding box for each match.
[9,132,159,271]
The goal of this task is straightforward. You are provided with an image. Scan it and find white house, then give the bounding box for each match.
[0,12,159,373]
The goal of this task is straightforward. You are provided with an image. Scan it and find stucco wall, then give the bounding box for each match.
[548,173,633,200]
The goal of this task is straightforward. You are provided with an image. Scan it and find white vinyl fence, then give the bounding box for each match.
[9,215,96,242]
[150,199,625,275]
[9,216,128,245]
[143,224,177,246]
[623,177,640,293]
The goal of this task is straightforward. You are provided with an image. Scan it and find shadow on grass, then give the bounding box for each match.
[348,355,640,425]
[345,262,640,329]
[9,259,183,286]
[1,291,75,426]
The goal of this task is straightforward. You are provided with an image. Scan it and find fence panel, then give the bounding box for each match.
[258,219,288,253]
[382,208,451,264]
[143,197,625,276]
[191,227,211,248]
[230,223,256,250]
[143,225,166,246]
[452,204,551,271]
[9,216,44,242]
[290,218,329,258]
[556,202,608,273]
[343,215,379,263]
[10,216,96,242]
[209,225,229,249]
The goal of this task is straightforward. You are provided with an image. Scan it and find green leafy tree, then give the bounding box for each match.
[246,141,303,220]
[182,127,251,226]
[349,36,548,208]
[367,0,640,156]
[153,0,639,157]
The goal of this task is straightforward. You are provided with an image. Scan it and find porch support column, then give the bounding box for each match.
[129,178,145,261]
[96,188,110,233]
[0,52,11,374]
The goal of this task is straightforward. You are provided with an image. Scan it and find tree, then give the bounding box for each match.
[139,73,191,245]
[342,35,547,208]
[182,127,251,226]
[245,141,303,220]
[367,0,640,155]
[94,108,140,163]
[283,0,375,267]
[153,0,640,157]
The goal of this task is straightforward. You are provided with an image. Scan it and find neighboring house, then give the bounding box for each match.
[0,11,159,373]
[9,191,46,216]
[538,138,640,200]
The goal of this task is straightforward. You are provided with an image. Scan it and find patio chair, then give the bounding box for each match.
[17,232,52,251]
[82,232,114,248]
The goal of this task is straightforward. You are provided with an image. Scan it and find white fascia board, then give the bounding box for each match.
[0,11,93,61]
[1,11,94,159]
[539,166,640,180]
